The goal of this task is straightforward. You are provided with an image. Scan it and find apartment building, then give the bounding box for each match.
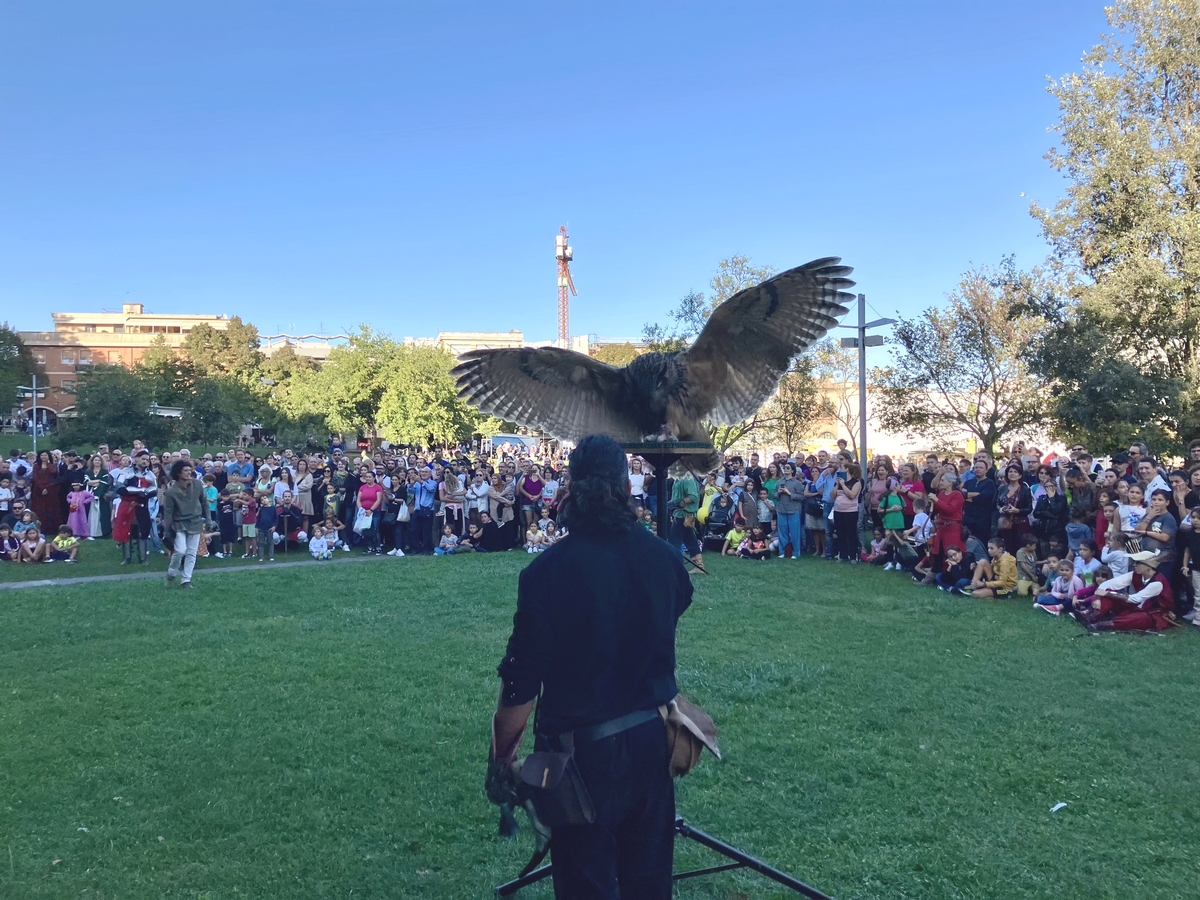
[17,303,230,422]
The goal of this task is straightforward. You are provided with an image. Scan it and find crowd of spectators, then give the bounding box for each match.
[7,432,1200,633]
[0,437,571,570]
[671,438,1200,633]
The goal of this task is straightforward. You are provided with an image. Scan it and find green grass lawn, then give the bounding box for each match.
[2,553,1197,899]
[0,535,331,583]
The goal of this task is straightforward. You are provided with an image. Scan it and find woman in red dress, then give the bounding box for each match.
[30,450,62,535]
[928,472,965,558]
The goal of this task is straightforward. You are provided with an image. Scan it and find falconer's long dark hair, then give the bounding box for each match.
[556,435,637,536]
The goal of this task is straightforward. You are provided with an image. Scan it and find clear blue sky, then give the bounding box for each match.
[0,1,1109,342]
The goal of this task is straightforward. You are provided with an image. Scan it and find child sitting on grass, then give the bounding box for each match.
[720,522,748,557]
[935,546,973,593]
[1035,552,1062,597]
[0,524,19,561]
[638,507,655,532]
[861,527,887,565]
[524,522,542,553]
[968,537,1017,598]
[458,522,486,553]
[20,526,47,563]
[1067,564,1112,615]
[1015,533,1039,596]
[541,520,560,549]
[437,524,461,555]
[1073,539,1102,585]
[309,525,332,559]
[49,525,79,563]
[321,511,348,550]
[1036,559,1084,614]
[737,525,771,560]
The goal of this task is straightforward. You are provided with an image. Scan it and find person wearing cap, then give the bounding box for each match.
[487,434,694,898]
[1085,550,1175,631]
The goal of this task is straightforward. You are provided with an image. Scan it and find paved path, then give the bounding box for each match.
[0,552,392,591]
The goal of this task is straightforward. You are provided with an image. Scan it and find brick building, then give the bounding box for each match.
[16,303,230,425]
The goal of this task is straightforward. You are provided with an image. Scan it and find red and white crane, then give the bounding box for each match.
[555,226,576,348]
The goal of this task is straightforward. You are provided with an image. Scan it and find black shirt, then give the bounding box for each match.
[498,525,693,736]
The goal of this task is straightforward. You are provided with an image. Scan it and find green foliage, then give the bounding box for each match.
[874,263,1048,453]
[811,339,864,458]
[759,354,823,455]
[642,255,777,353]
[60,364,176,448]
[180,317,264,378]
[376,345,482,445]
[287,326,398,437]
[1029,0,1200,451]
[589,342,641,367]
[0,325,36,411]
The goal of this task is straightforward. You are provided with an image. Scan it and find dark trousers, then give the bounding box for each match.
[833,510,859,560]
[412,510,434,553]
[670,518,700,557]
[547,717,675,900]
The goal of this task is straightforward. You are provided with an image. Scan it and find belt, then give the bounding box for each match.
[572,708,660,745]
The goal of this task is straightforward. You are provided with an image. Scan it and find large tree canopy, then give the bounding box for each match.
[1029,0,1200,451]
[874,263,1047,453]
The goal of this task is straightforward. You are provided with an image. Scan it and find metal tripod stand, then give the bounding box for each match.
[495,815,835,898]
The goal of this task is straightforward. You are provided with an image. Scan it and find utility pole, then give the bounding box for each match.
[555,226,576,348]
[17,373,45,455]
[838,294,894,468]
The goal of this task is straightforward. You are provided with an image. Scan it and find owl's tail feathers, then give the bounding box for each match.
[669,451,721,479]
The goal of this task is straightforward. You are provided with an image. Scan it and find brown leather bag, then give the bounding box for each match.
[516,734,596,828]
[659,694,721,777]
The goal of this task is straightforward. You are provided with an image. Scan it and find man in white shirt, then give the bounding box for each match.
[1136,459,1169,498]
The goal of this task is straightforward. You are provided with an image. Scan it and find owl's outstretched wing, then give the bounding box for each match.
[681,258,854,425]
[451,347,641,442]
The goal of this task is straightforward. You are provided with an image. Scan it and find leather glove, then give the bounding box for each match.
[485,756,518,807]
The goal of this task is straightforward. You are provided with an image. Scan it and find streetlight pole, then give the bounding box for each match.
[838,294,895,469]
[17,373,44,456]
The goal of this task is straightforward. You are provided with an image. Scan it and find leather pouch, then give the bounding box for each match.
[519,738,596,828]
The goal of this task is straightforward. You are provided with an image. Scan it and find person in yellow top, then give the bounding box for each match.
[695,475,719,526]
[48,525,80,563]
[969,537,1018,598]
[720,524,748,557]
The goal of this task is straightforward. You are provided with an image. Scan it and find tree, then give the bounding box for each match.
[60,364,175,448]
[181,317,264,378]
[874,263,1048,452]
[1029,0,1200,451]
[759,354,823,455]
[376,346,482,445]
[0,325,36,412]
[590,342,641,367]
[641,255,776,351]
[291,326,400,438]
[134,336,195,406]
[810,340,863,458]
